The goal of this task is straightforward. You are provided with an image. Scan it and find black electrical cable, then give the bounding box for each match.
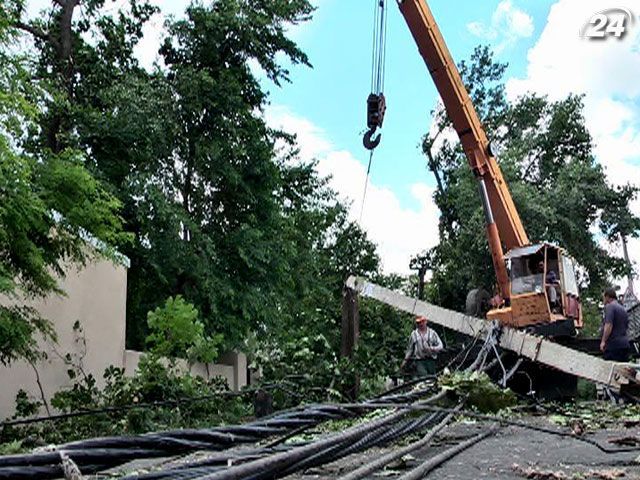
[0,329,505,479]
[370,375,436,399]
[0,385,440,479]
[341,403,464,480]
[192,391,446,480]
[129,331,526,480]
[122,414,444,480]
[276,411,445,478]
[325,402,640,454]
[397,426,499,480]
[0,381,302,428]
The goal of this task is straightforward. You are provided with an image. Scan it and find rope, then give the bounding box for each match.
[359,150,374,223]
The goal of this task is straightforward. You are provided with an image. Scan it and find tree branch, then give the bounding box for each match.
[14,21,49,41]
[28,360,52,418]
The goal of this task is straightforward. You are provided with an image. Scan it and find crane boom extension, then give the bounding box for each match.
[397,0,529,299]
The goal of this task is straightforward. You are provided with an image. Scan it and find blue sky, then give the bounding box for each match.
[266,0,555,209]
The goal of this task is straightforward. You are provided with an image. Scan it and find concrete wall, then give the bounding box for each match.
[0,258,128,418]
[122,350,245,392]
[0,257,249,419]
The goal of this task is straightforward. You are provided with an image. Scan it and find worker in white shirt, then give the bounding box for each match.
[401,315,443,377]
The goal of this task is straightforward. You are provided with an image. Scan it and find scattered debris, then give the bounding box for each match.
[60,451,84,480]
[608,435,640,447]
[587,468,626,480]
[384,453,415,471]
[549,402,640,432]
[440,371,517,413]
[512,464,627,480]
[512,463,569,480]
[571,419,586,436]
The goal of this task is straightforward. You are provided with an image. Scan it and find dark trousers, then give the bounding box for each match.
[604,348,630,362]
[414,358,436,378]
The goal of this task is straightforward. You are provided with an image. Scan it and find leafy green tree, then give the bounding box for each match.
[117,0,317,349]
[0,16,127,365]
[146,296,223,364]
[422,46,640,319]
[4,0,408,395]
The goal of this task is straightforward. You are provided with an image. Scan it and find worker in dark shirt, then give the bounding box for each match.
[600,287,630,361]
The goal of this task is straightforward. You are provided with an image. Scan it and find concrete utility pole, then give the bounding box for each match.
[346,275,640,392]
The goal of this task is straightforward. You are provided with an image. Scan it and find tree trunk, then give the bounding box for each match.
[341,287,360,400]
[46,0,80,152]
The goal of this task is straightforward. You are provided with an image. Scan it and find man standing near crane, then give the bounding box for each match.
[402,316,443,377]
[601,287,630,361]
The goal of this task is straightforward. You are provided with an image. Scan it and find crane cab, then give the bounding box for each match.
[487,243,583,336]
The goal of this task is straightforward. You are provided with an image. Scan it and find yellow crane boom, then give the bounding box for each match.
[397,0,529,300]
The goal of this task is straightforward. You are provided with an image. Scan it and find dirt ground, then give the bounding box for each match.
[286,417,640,479]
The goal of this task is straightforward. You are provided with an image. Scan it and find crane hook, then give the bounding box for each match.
[363,93,386,151]
[363,128,382,150]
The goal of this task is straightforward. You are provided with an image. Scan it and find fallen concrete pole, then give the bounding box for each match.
[346,276,639,392]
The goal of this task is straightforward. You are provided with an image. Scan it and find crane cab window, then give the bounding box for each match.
[561,256,579,296]
[510,257,543,295]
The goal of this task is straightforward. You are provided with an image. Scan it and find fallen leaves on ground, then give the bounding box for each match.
[512,464,626,480]
[587,468,626,479]
[512,463,568,480]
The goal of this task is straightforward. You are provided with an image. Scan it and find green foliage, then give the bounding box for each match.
[146,296,223,363]
[13,390,40,418]
[440,370,517,413]
[3,355,249,448]
[251,274,414,407]
[580,300,603,337]
[0,440,23,456]
[547,401,640,431]
[118,0,317,350]
[0,22,127,363]
[2,0,404,425]
[423,45,640,310]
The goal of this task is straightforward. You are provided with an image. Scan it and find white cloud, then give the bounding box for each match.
[467,0,534,52]
[266,106,440,275]
[506,1,640,103]
[507,0,640,289]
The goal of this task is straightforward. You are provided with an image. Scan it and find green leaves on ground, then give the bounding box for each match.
[440,370,517,413]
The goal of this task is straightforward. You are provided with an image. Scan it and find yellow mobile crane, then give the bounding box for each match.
[395,0,583,335]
